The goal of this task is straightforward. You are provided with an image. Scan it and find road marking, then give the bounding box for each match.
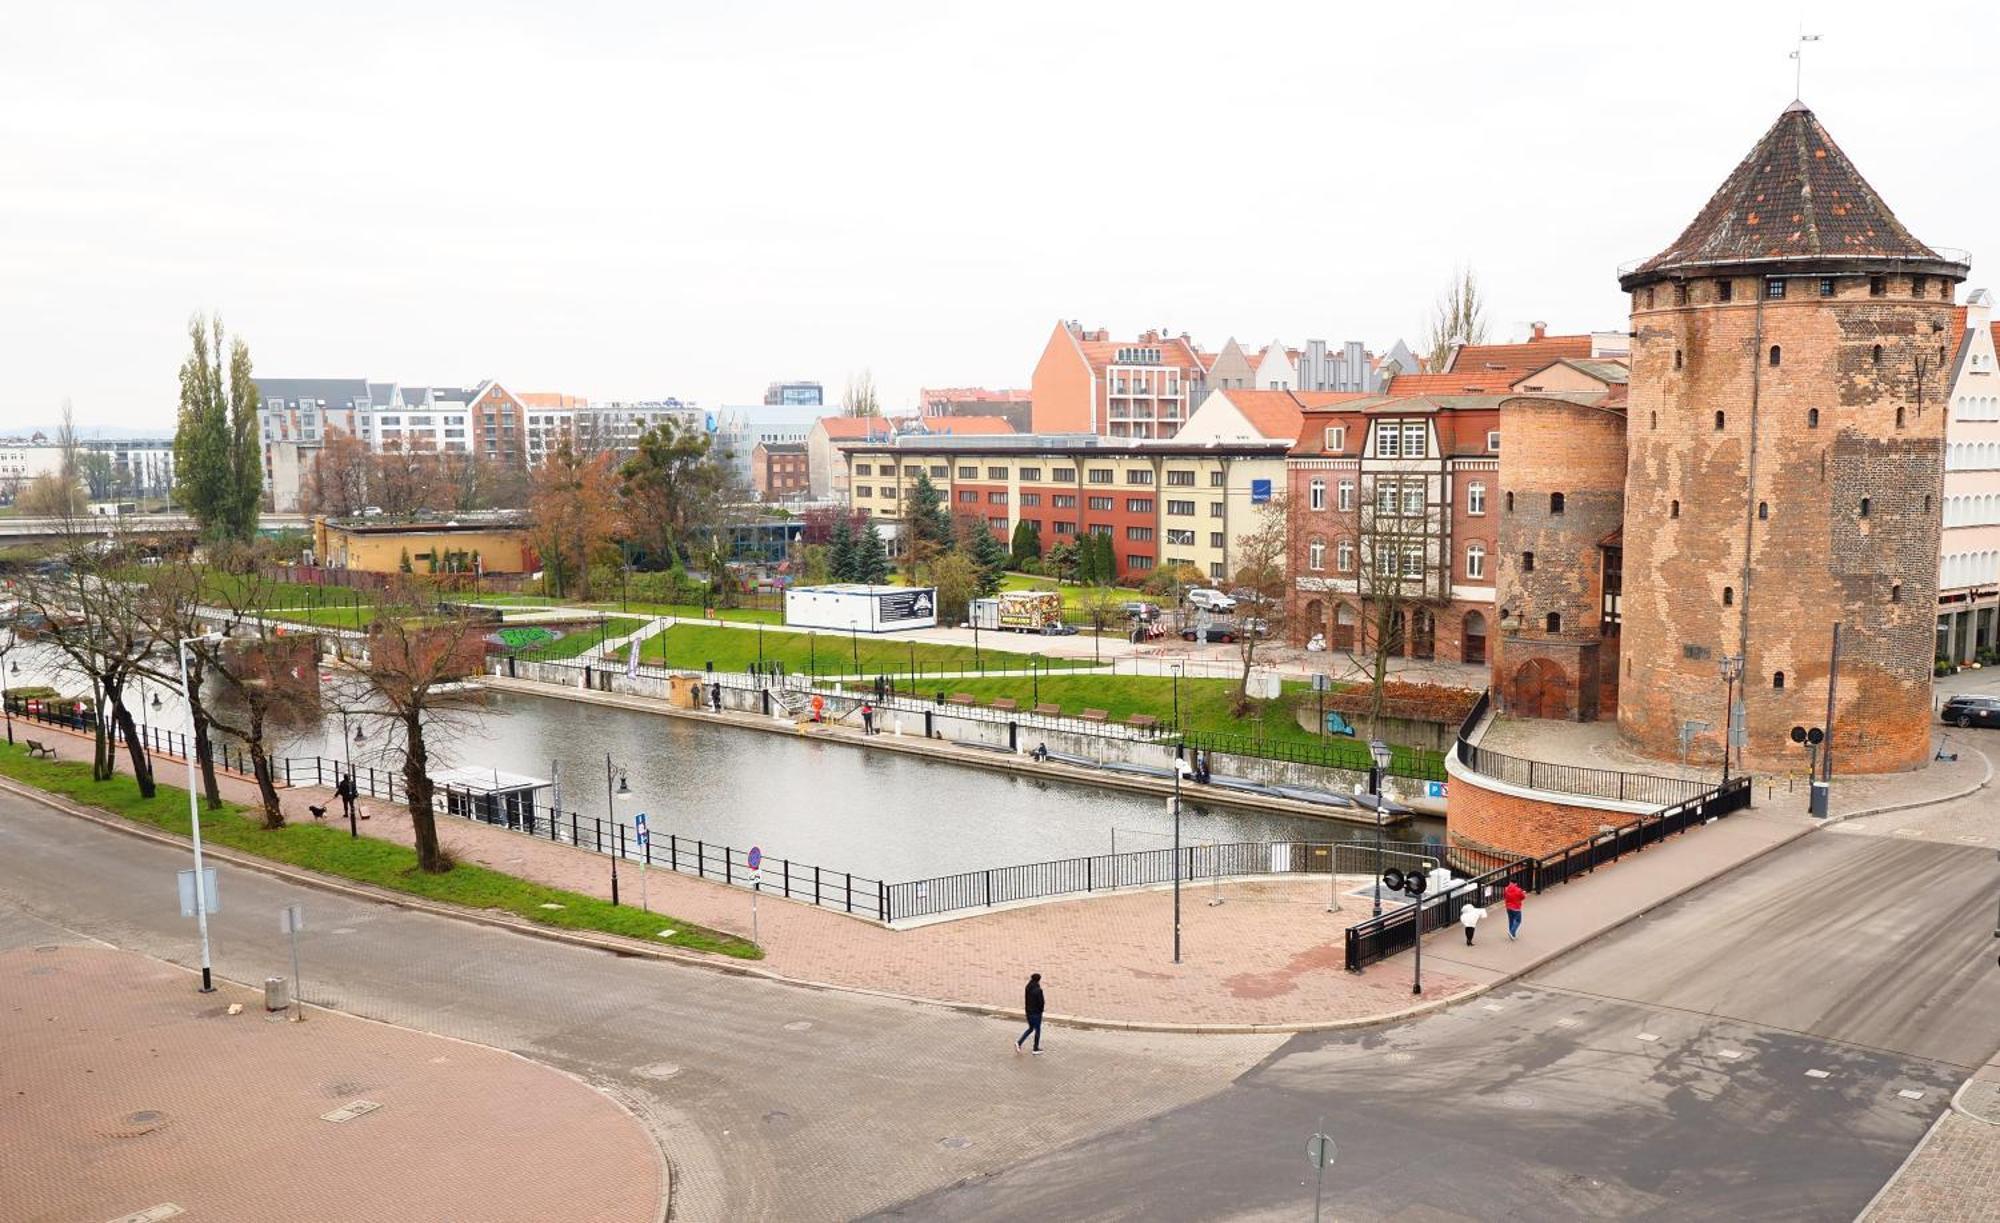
[1893,828,1923,837]
[321,1100,382,1123]
[1636,1032,1660,1042]
[107,1205,184,1223]
[1898,1089,1926,1100]
[1482,1003,1504,1012]
[1958,834,1987,843]
[1719,1050,1745,1060]
[1805,1069,1831,1079]
[1554,1018,1579,1029]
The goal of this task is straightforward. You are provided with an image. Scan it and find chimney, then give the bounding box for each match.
[1531,321,1548,340]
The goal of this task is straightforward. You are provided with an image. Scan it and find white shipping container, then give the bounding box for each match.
[784,584,937,633]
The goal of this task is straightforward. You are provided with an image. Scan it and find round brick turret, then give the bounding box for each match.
[1616,104,1968,774]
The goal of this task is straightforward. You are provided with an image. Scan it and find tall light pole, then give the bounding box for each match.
[1170,662,1182,730]
[1718,654,1743,782]
[605,753,632,905]
[1172,749,1186,964]
[1369,738,1392,918]
[178,631,224,992]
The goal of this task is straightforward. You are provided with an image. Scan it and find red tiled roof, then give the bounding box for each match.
[815,416,896,440]
[1074,333,1205,374]
[1210,390,1372,442]
[1631,103,1949,280]
[519,392,587,409]
[920,387,1031,403]
[1389,334,1601,395]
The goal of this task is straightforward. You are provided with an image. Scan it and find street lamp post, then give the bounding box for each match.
[178,632,224,992]
[1170,663,1182,730]
[1718,654,1744,782]
[605,754,633,905]
[1172,749,1186,964]
[1368,738,1391,917]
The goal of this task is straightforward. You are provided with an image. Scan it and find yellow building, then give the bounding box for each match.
[312,516,536,575]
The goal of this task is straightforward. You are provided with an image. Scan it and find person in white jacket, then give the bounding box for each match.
[1460,900,1486,946]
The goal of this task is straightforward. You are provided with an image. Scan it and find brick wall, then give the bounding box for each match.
[1620,272,1954,773]
[1446,767,1642,857]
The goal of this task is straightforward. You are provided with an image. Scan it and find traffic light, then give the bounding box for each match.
[1379,863,1434,900]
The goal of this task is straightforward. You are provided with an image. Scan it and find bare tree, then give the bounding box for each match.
[348,590,489,872]
[1229,495,1292,707]
[136,567,226,809]
[1348,472,1451,735]
[841,369,882,418]
[16,517,163,792]
[1423,267,1490,372]
[198,563,324,828]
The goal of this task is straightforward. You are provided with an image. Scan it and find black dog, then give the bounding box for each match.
[308,804,328,820]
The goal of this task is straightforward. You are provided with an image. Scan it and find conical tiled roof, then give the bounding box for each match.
[1624,103,1957,286]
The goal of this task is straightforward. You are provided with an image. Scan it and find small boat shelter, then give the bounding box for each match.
[431,765,552,832]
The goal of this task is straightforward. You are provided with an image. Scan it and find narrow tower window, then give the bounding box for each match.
[1522,551,1535,572]
[1808,408,1820,428]
[1768,345,1782,367]
[1766,278,1786,299]
[1912,276,1927,298]
[1925,494,1933,514]
[1675,349,1684,370]
[1674,283,1689,306]
[1896,406,1906,429]
[1722,586,1734,606]
[1718,279,1734,302]
[1645,288,1655,309]
[1891,582,1902,603]
[1870,275,1886,297]
[1505,491,1515,513]
[1550,492,1565,515]
[1859,497,1871,518]
[1651,411,1658,430]
[1819,277,1835,296]
[1715,410,1726,431]
[1758,501,1769,520]
[1670,499,1681,519]
[1872,344,1883,366]
[1773,671,1786,689]
[1545,612,1561,633]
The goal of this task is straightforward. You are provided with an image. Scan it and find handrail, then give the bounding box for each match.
[1451,687,1706,805]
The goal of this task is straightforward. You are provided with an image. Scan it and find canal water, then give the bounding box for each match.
[7,642,1438,882]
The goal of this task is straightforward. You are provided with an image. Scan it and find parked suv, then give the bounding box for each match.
[1940,694,2000,729]
[1185,588,1237,613]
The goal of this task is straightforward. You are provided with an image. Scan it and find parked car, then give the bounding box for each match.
[1040,622,1079,636]
[1121,600,1161,621]
[1186,588,1237,613]
[1940,694,2000,729]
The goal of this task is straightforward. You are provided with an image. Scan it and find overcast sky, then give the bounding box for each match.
[6,0,1997,432]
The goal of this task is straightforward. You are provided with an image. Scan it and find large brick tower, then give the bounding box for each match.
[1617,103,1967,775]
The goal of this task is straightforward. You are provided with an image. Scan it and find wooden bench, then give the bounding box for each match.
[1126,714,1160,730]
[949,693,979,706]
[25,740,57,760]
[990,697,1018,712]
[1032,703,1061,717]
[1080,708,1109,723]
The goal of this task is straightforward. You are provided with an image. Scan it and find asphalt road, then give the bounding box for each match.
[880,818,2000,1221]
[0,786,1278,1222]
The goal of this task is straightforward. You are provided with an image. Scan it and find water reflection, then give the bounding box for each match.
[7,642,1439,881]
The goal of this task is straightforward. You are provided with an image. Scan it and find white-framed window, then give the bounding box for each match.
[1336,540,1355,572]
[1309,539,1326,571]
[1324,425,1346,451]
[1401,422,1426,457]
[1166,528,1195,547]
[1376,481,1398,515]
[1338,479,1355,511]
[1375,543,1398,577]
[1467,481,1486,515]
[1486,430,1501,452]
[1466,543,1486,579]
[1403,543,1426,576]
[1402,483,1424,516]
[1310,478,1326,511]
[1377,426,1401,458]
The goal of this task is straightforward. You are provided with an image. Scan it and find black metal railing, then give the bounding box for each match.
[1180,728,1448,783]
[884,838,1447,922]
[1342,774,1755,971]
[1451,686,1707,805]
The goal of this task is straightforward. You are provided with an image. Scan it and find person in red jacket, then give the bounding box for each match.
[1503,881,1527,941]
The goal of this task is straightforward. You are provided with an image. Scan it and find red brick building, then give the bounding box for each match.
[1030,323,1207,439]
[751,441,809,501]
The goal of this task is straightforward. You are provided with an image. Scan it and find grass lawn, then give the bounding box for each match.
[867,672,1445,775]
[265,604,380,631]
[0,741,759,959]
[643,622,1100,677]
[512,616,648,660]
[585,599,783,625]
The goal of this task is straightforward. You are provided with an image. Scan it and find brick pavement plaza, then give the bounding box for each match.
[1865,1053,2000,1222]
[0,943,661,1223]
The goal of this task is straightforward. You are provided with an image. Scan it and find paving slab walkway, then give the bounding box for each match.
[1863,1050,2000,1221]
[0,942,662,1223]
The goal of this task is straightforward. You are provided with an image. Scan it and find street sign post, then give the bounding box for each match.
[279,903,305,1023]
[1307,1116,1336,1222]
[635,812,651,913]
[747,846,763,944]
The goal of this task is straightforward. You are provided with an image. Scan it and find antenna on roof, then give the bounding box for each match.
[1790,25,1821,103]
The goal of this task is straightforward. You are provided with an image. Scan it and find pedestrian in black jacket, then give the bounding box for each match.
[1015,972,1045,1054]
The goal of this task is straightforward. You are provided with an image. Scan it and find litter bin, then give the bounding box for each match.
[1809,781,1829,819]
[264,976,290,1012]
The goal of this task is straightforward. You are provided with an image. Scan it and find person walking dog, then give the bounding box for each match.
[1504,880,1527,940]
[1015,972,1045,1055]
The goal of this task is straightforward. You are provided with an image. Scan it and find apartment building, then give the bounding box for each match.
[573,400,705,458]
[764,381,824,406]
[845,434,1286,581]
[1941,289,2000,663]
[1030,322,1206,439]
[81,438,176,500]
[806,414,1014,500]
[752,441,810,501]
